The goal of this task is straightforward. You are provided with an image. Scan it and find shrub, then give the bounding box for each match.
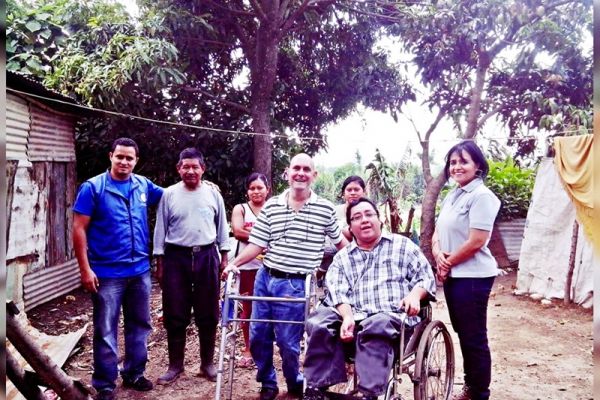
[486,158,536,221]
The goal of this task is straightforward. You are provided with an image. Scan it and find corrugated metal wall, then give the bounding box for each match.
[29,104,76,162]
[22,259,81,311]
[497,219,527,262]
[6,93,30,161]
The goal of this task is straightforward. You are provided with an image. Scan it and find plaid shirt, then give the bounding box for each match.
[325,232,436,326]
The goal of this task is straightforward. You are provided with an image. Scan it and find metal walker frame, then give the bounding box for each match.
[215,271,315,400]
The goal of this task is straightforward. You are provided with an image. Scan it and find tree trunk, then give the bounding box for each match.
[388,197,401,234]
[419,172,447,264]
[248,19,280,183]
[419,57,490,262]
[464,53,489,138]
[564,220,579,305]
[251,106,273,184]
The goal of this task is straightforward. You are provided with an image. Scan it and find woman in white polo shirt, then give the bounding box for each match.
[432,140,500,400]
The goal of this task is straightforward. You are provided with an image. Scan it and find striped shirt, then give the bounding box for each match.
[325,232,436,327]
[249,189,343,274]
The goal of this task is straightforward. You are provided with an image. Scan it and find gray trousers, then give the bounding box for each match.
[304,307,407,396]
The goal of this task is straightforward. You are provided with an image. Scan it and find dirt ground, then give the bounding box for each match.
[27,270,593,400]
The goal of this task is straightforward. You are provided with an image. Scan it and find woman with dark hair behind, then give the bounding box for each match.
[317,176,366,286]
[336,176,367,240]
[432,140,500,400]
[230,172,270,368]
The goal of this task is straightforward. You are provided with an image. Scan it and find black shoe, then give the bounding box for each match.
[199,363,217,382]
[96,389,116,400]
[259,386,279,400]
[288,384,303,398]
[123,376,153,391]
[157,366,184,385]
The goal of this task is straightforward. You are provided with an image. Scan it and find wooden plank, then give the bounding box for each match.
[6,160,19,249]
[66,162,76,259]
[47,163,67,266]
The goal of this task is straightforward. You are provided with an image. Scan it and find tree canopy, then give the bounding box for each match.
[376,0,592,260]
[7,0,591,229]
[7,0,416,209]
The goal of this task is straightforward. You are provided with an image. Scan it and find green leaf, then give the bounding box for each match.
[39,29,52,39]
[25,20,42,32]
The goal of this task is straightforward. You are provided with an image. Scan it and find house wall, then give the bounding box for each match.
[6,92,80,311]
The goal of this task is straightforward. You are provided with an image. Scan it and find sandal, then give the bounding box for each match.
[238,356,255,369]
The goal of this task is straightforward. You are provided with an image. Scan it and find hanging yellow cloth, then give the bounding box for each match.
[553,134,595,251]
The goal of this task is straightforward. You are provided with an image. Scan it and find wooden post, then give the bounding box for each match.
[6,303,92,400]
[564,220,579,305]
[6,349,46,400]
[403,206,415,236]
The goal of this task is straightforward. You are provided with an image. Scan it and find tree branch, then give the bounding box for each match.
[477,106,501,128]
[279,0,316,36]
[205,0,255,17]
[424,108,445,142]
[249,0,269,21]
[184,87,251,114]
[404,113,423,143]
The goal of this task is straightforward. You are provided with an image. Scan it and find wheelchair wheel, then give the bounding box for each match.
[382,376,402,400]
[413,320,454,400]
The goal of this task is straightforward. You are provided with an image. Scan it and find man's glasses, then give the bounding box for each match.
[349,211,378,223]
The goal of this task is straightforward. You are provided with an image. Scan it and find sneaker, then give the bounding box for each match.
[96,389,115,400]
[259,386,279,400]
[451,385,472,400]
[122,376,153,391]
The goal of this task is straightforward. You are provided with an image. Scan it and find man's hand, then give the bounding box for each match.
[220,253,229,274]
[400,292,421,317]
[340,315,355,342]
[80,268,99,293]
[221,263,240,280]
[155,257,164,289]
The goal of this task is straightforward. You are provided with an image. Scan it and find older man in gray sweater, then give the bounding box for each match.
[153,147,230,385]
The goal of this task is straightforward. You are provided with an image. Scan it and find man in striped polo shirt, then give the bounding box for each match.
[224,153,348,400]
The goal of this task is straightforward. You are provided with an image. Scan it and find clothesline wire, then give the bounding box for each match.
[8,87,590,145]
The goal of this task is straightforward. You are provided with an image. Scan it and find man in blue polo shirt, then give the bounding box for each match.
[73,137,163,400]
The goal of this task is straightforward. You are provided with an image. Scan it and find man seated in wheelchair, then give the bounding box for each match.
[304,197,436,400]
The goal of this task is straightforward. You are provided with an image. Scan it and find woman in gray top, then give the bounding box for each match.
[432,140,500,400]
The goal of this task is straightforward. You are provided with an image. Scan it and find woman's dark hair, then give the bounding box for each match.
[340,175,366,196]
[245,172,270,189]
[346,197,380,226]
[443,140,489,181]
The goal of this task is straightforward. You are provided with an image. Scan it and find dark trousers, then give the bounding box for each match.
[162,244,220,339]
[304,307,408,396]
[444,276,495,400]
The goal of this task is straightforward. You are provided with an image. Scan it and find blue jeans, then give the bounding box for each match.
[250,267,306,391]
[444,276,495,400]
[91,271,152,391]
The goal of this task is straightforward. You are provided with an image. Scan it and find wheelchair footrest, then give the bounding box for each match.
[322,392,371,400]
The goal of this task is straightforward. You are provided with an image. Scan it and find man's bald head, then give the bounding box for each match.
[287,153,317,192]
[289,153,315,169]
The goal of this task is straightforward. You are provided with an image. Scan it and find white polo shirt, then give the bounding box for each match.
[436,178,501,278]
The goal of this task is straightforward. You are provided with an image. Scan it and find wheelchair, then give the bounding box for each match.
[317,300,455,400]
[215,270,317,400]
